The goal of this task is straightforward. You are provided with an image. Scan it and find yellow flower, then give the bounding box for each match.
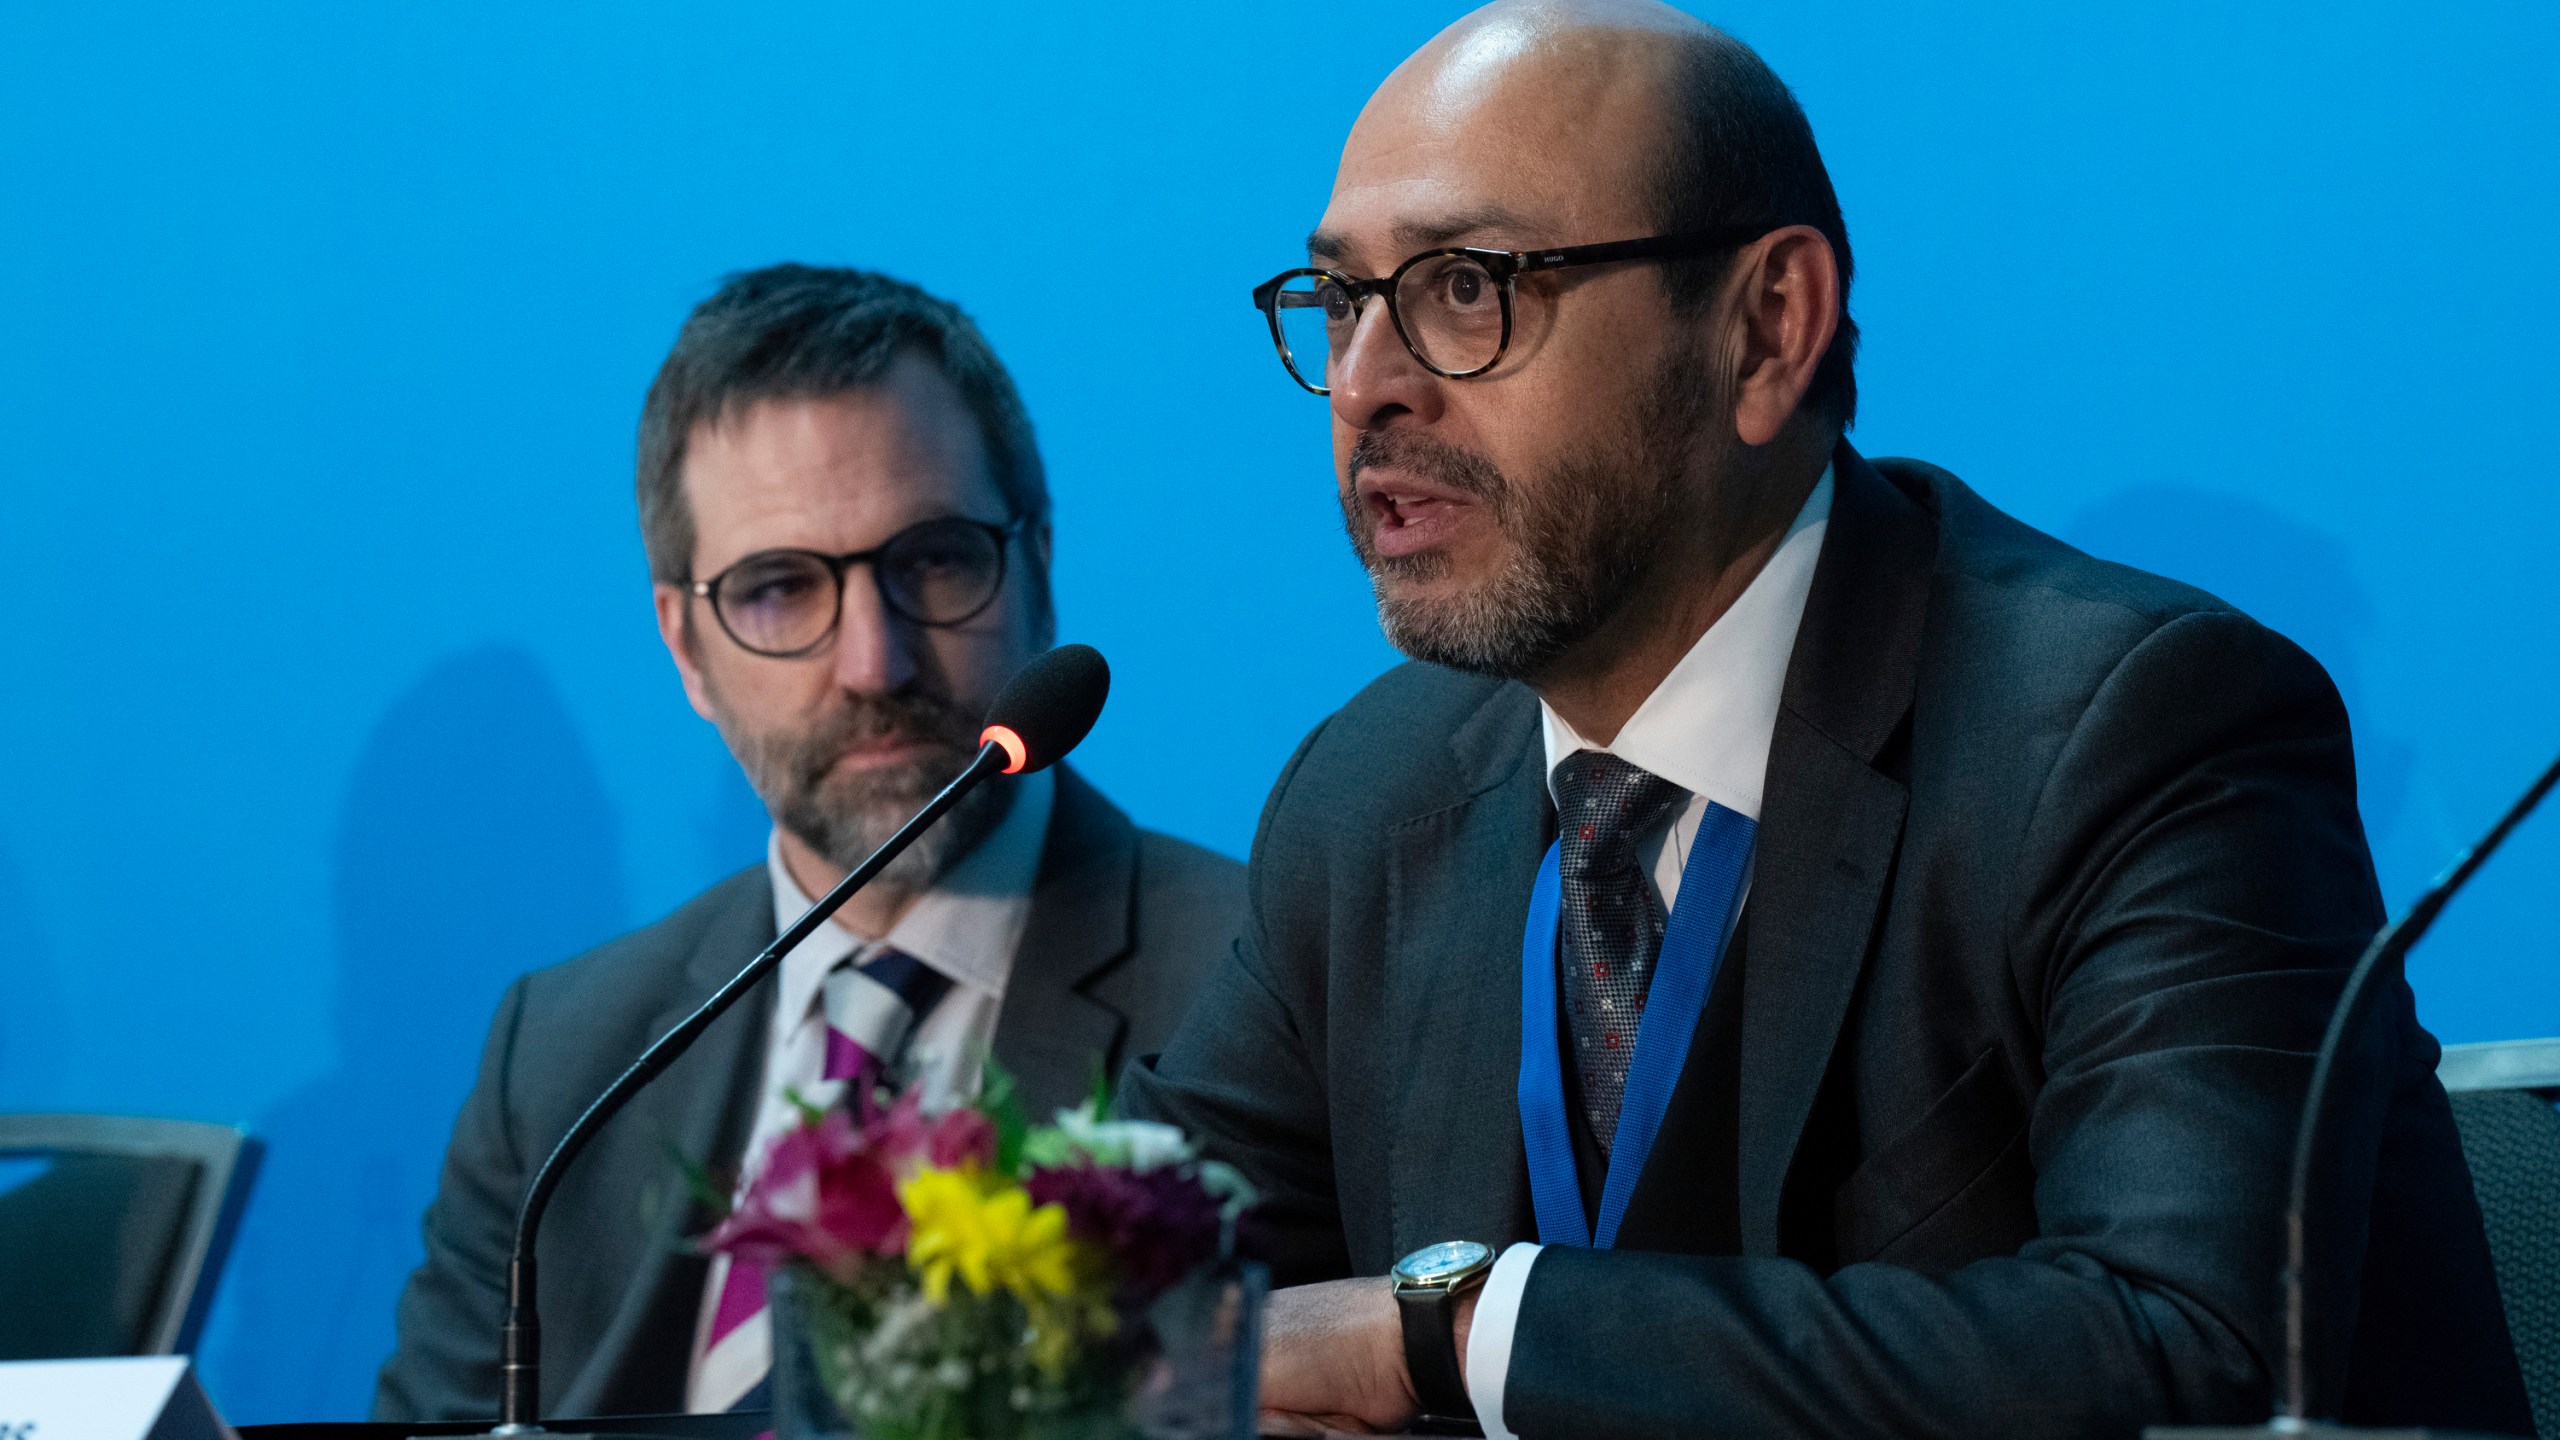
[899,1166,1084,1308]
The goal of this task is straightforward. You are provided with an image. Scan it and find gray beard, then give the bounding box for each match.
[710,684,1013,898]
[1343,349,1719,679]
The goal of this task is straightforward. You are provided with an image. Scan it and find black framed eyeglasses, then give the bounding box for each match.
[1250,226,1768,396]
[689,514,1026,658]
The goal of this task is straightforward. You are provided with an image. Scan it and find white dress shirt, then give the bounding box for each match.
[1465,465,1833,1440]
[681,766,1055,1410]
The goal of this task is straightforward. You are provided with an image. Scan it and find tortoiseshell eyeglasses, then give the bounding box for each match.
[1249,226,1766,395]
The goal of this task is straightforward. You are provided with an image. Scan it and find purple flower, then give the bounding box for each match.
[1025,1160,1224,1303]
[703,1107,906,1282]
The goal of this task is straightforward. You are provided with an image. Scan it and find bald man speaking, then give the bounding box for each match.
[1121,4,2530,1437]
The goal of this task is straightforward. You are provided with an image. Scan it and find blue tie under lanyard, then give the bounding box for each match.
[1517,800,1757,1248]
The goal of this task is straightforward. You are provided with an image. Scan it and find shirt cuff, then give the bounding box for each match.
[1464,1242,1541,1440]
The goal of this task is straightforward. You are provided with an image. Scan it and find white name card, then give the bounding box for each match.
[0,1358,236,1440]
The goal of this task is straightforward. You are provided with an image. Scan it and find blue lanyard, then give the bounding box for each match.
[1517,802,1757,1248]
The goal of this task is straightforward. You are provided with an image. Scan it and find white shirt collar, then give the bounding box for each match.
[764,765,1055,1031]
[1538,463,1833,822]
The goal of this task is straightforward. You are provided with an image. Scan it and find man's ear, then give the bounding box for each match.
[653,582,722,723]
[1725,224,1842,448]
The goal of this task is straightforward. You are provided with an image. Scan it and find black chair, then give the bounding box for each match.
[2440,1039,2560,1439]
[0,1113,262,1359]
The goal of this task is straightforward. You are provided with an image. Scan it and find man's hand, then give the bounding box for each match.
[1257,1276,1478,1436]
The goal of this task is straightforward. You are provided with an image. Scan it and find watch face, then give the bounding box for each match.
[1393,1239,1492,1286]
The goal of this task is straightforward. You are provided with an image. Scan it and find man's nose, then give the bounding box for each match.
[830,569,919,694]
[1328,299,1445,432]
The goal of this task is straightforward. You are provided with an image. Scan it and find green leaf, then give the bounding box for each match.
[1084,1055,1112,1117]
[980,1059,1031,1175]
[783,1084,826,1128]
[661,1142,732,1240]
[1018,1125,1073,1169]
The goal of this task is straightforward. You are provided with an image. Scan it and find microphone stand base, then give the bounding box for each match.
[240,1421,770,1440]
[379,1415,770,1440]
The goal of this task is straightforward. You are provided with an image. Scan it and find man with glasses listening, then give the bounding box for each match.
[375,264,1243,1424]
[1123,1,2528,1437]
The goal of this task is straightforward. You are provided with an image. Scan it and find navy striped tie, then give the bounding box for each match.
[693,947,952,1413]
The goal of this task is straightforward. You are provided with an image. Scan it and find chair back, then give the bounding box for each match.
[0,1114,261,1359]
[2441,1038,2560,1440]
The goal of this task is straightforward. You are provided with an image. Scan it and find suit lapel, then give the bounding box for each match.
[1731,444,1933,1254]
[1382,682,1546,1256]
[991,765,1137,1121]
[559,874,776,1416]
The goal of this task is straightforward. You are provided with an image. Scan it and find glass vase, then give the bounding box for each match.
[767,1258,1268,1440]
[769,1264,858,1440]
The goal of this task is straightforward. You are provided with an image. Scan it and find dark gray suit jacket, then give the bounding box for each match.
[1122,447,2531,1437]
[375,766,1242,1422]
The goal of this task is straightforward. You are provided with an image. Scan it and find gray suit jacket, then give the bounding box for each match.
[375,766,1242,1422]
[1122,447,2531,1437]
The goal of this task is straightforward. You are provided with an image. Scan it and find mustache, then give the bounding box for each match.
[1347,429,1511,505]
[783,687,978,788]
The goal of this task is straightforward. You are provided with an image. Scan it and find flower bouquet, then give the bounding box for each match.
[702,1074,1263,1440]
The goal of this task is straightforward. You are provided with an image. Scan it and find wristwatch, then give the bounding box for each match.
[1391,1240,1495,1436]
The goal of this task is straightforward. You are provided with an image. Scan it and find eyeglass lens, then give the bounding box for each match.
[712,518,1008,656]
[1272,253,1507,387]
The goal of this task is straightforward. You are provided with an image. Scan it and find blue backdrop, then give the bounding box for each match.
[1,0,2551,1422]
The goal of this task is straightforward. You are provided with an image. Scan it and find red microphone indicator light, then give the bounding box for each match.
[982,724,1030,775]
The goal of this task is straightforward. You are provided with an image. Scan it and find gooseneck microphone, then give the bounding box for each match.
[2267,744,2559,1433]
[490,644,1110,1435]
[2154,743,2559,1440]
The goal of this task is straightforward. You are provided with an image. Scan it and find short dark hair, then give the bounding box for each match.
[634,264,1051,612]
[1651,28,1858,431]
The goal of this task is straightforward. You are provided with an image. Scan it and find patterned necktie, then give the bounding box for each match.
[690,947,952,1414]
[1552,751,1690,1154]
[820,948,955,1084]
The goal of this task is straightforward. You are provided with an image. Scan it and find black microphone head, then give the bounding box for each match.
[980,644,1110,775]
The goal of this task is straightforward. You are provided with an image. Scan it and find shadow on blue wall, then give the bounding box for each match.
[2062,486,2415,861]
[202,644,627,1422]
[695,750,771,887]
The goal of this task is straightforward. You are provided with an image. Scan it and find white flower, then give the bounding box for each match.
[1196,1159,1259,1218]
[862,1291,938,1369]
[1051,1103,1196,1171]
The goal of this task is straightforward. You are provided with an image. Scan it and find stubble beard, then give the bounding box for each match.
[708,679,1014,900]
[1342,345,1724,680]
